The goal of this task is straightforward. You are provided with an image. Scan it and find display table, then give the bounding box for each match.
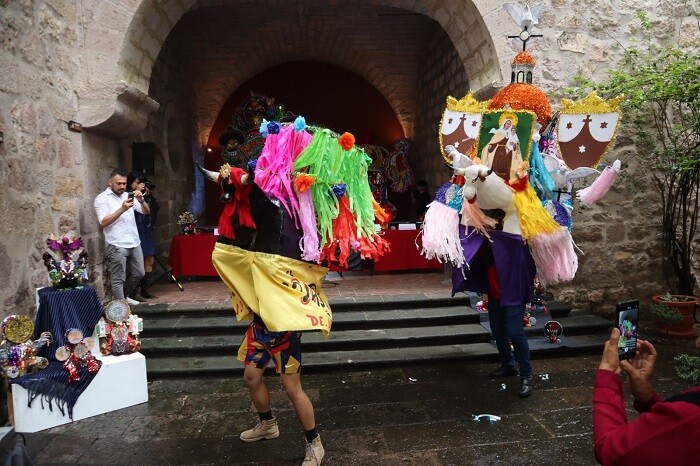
[374,228,443,272]
[168,233,219,278]
[11,352,148,433]
[167,230,442,276]
[9,286,148,433]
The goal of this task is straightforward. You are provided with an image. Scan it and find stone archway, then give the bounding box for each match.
[76,0,508,141]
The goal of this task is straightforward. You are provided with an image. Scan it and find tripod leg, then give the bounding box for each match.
[154,255,184,291]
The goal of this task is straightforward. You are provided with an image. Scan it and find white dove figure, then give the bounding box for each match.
[504,3,544,29]
[504,3,544,51]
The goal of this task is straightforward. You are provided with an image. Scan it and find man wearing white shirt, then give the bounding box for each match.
[94,169,150,305]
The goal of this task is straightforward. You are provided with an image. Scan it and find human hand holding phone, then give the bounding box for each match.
[599,327,621,374]
[620,339,657,404]
[124,192,135,209]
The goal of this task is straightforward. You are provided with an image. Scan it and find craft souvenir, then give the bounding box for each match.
[544,321,563,343]
[177,211,198,235]
[54,328,100,382]
[0,315,52,379]
[42,233,88,289]
[385,138,414,193]
[94,300,143,356]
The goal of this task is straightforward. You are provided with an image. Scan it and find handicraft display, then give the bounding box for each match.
[177,211,199,235]
[0,315,52,379]
[54,328,100,382]
[42,233,88,289]
[544,321,563,344]
[94,300,143,356]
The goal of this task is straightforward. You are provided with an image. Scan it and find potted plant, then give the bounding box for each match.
[650,300,684,339]
[571,12,699,333]
[675,354,700,385]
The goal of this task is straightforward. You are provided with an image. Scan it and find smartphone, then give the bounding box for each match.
[127,192,135,201]
[616,300,640,360]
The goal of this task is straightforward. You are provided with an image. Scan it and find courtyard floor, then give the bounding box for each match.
[10,273,700,465]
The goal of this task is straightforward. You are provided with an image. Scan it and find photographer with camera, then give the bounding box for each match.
[94,169,150,305]
[127,171,160,301]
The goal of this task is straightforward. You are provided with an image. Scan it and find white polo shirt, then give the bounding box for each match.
[94,188,145,248]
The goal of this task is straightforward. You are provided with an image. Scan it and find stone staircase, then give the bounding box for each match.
[138,294,613,379]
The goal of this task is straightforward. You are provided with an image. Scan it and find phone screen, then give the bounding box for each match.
[616,300,639,360]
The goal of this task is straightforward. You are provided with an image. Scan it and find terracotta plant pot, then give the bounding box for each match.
[651,295,700,338]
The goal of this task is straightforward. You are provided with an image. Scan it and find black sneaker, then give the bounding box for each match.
[518,377,533,397]
[489,364,518,378]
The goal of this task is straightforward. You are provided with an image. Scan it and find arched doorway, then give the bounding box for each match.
[202,61,406,225]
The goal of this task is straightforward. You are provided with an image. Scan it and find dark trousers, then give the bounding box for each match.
[487,298,532,378]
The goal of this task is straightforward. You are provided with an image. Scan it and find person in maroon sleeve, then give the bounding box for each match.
[593,321,700,465]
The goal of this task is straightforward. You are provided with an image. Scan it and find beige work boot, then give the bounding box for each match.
[302,435,324,465]
[239,418,279,442]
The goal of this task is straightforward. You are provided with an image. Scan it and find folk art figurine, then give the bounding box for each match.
[42,233,88,289]
[0,315,52,379]
[94,300,143,356]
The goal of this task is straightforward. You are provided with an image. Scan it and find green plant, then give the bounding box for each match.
[658,292,696,303]
[674,354,700,384]
[650,302,684,338]
[569,11,699,295]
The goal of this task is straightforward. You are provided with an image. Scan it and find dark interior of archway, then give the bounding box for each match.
[203,61,412,226]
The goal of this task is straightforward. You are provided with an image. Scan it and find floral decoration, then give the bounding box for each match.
[259,118,269,137]
[338,132,355,151]
[267,121,281,135]
[294,116,307,132]
[294,173,316,193]
[332,183,347,199]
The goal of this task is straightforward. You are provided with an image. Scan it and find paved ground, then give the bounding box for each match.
[16,336,698,465]
[142,270,455,305]
[7,273,698,465]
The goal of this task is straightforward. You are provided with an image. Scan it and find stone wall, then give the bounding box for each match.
[413,22,470,192]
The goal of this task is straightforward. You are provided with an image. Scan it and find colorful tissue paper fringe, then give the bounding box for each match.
[421,183,465,268]
[577,160,621,206]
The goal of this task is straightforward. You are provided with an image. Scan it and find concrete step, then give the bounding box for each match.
[142,305,481,337]
[140,323,491,357]
[143,331,609,378]
[139,296,592,379]
[134,294,472,317]
[144,342,501,378]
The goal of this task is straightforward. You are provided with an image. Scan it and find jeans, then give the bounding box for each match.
[106,243,145,299]
[487,297,532,378]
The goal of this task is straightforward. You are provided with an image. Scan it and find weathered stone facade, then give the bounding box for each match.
[0,0,697,318]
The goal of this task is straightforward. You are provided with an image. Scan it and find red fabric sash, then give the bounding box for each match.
[217,168,255,239]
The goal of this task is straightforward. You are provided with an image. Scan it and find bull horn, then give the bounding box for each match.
[196,162,220,183]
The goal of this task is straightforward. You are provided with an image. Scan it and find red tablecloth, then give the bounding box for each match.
[168,229,442,277]
[373,228,443,272]
[168,234,219,278]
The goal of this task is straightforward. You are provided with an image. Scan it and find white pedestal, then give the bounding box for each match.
[11,352,148,433]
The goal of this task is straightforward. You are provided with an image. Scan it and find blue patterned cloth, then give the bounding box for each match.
[10,286,104,419]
